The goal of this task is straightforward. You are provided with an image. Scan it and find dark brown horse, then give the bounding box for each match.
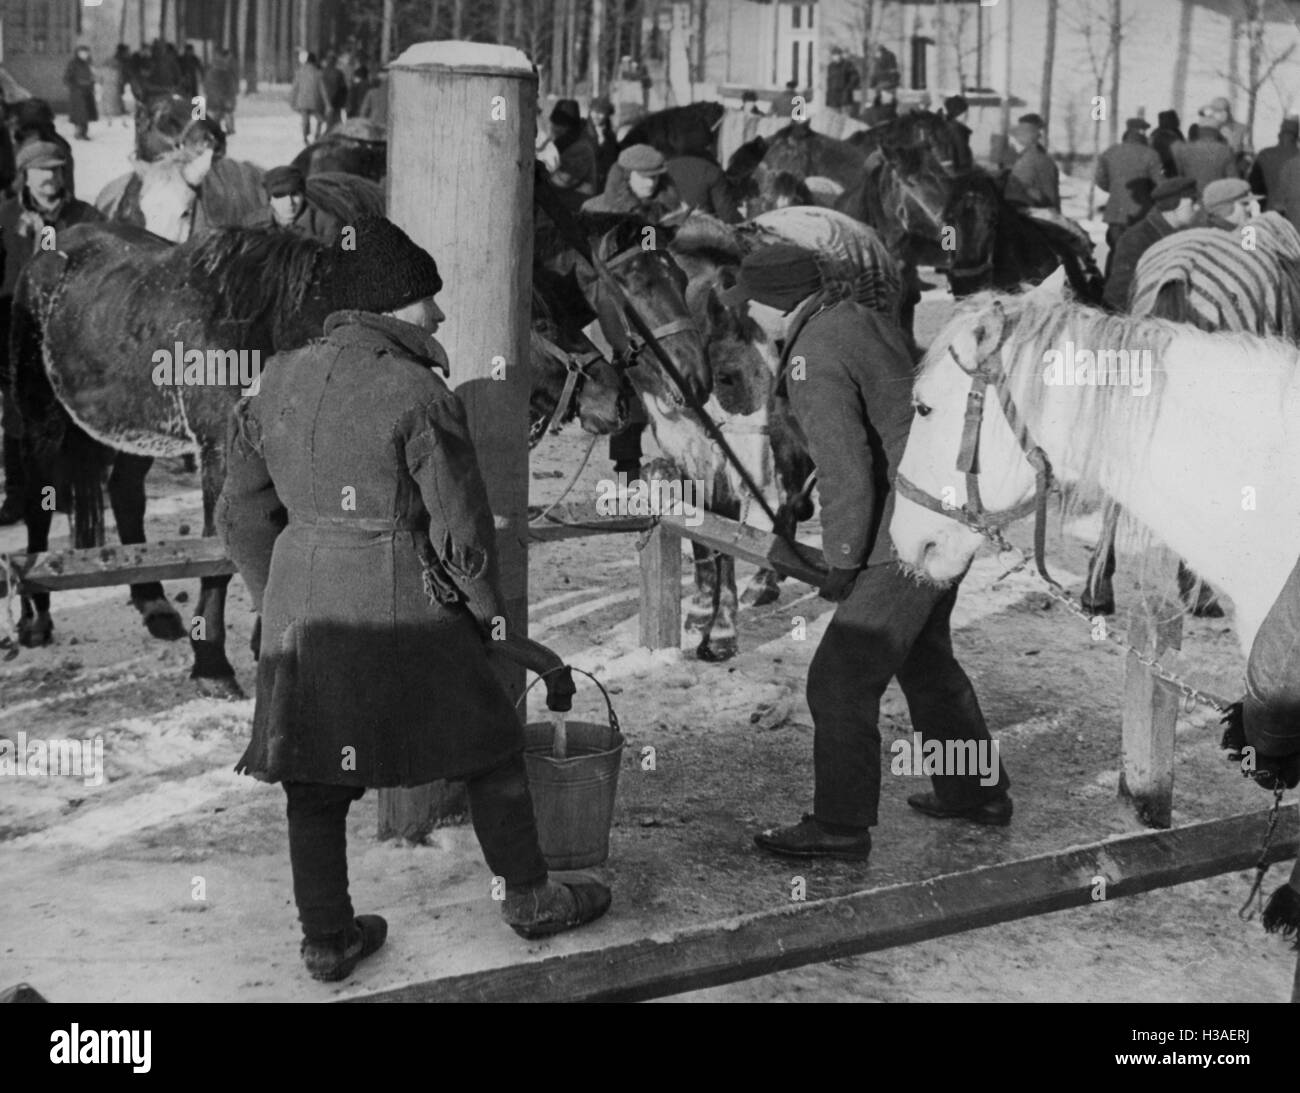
[618,102,727,159]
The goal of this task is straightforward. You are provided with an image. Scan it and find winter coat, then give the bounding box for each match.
[1278,157,1300,234]
[178,53,204,100]
[204,55,239,115]
[320,65,347,112]
[0,188,101,299]
[781,296,915,571]
[1150,124,1184,176]
[1250,141,1299,213]
[290,62,328,115]
[1171,136,1237,195]
[826,59,861,109]
[585,118,619,190]
[63,56,98,127]
[1006,143,1060,211]
[359,77,389,127]
[216,310,524,787]
[581,164,685,219]
[102,57,128,117]
[666,154,739,222]
[1094,137,1165,226]
[1102,208,1183,312]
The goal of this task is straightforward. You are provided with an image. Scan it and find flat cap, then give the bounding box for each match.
[719,243,823,314]
[263,165,306,196]
[1124,116,1150,131]
[617,143,667,175]
[1151,175,1197,202]
[1202,177,1256,212]
[16,140,68,171]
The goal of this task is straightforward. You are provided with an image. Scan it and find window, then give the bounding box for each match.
[793,6,801,30]
[792,41,799,84]
[6,1,77,55]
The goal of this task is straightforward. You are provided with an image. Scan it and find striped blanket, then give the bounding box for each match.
[1129,212,1300,338]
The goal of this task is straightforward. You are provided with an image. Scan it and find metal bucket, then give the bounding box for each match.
[519,668,624,870]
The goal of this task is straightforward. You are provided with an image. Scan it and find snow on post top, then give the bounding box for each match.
[391,42,534,75]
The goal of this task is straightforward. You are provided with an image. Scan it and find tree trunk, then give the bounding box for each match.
[453,0,464,38]
[138,0,146,46]
[299,0,310,55]
[590,0,605,96]
[238,0,253,91]
[382,0,395,63]
[160,0,170,40]
[565,0,579,95]
[552,0,567,97]
[119,0,130,45]
[177,0,187,44]
[1040,0,1057,136]
[280,0,293,81]
[1108,0,1122,149]
[223,0,234,49]
[860,0,876,99]
[498,0,510,44]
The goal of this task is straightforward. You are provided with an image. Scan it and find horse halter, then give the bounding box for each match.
[530,332,607,448]
[893,320,1061,587]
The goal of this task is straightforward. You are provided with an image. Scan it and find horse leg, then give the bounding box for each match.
[107,453,187,640]
[686,540,718,636]
[17,465,55,647]
[697,551,738,663]
[1081,504,1119,616]
[190,444,242,697]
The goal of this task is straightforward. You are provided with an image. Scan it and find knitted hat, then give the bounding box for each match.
[618,143,667,175]
[16,140,68,172]
[1157,109,1180,130]
[944,95,968,118]
[589,96,614,115]
[326,217,443,314]
[719,244,823,314]
[550,99,583,128]
[264,165,306,197]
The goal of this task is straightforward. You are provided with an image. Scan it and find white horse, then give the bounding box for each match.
[888,287,1300,658]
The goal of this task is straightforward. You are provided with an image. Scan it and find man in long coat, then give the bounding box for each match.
[1171,117,1237,195]
[0,141,101,526]
[1005,120,1060,211]
[1094,118,1165,278]
[1252,117,1300,216]
[63,45,97,140]
[723,246,1011,863]
[1102,176,1200,312]
[290,52,328,144]
[216,217,610,981]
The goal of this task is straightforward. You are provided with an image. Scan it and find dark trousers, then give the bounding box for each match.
[809,561,1009,829]
[283,754,549,938]
[1103,222,1126,281]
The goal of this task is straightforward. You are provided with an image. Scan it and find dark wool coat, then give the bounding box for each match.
[290,62,328,114]
[1094,138,1165,225]
[1151,124,1184,176]
[1007,144,1060,210]
[216,310,524,788]
[1171,136,1237,195]
[63,56,98,128]
[1102,208,1182,312]
[1253,142,1300,214]
[666,155,739,222]
[0,190,102,298]
[781,297,915,571]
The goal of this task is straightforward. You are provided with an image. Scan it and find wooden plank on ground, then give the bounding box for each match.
[347,806,1298,1003]
[1,538,236,594]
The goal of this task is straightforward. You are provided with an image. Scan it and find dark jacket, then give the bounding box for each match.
[585,117,619,190]
[359,76,389,127]
[1171,135,1237,195]
[826,58,860,109]
[320,64,347,112]
[1277,156,1300,232]
[240,198,344,244]
[178,52,204,99]
[204,55,239,115]
[782,297,915,570]
[0,188,102,299]
[665,154,739,222]
[290,62,327,114]
[1150,124,1184,176]
[553,130,598,196]
[216,310,523,787]
[1102,208,1183,312]
[1094,136,1165,225]
[1250,140,1299,213]
[63,56,97,128]
[1007,143,1060,210]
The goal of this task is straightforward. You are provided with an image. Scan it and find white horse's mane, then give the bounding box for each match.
[922,291,1300,561]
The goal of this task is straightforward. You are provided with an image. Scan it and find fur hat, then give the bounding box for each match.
[326,217,443,314]
[549,99,583,128]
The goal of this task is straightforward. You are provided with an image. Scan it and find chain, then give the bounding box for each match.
[976,530,1233,716]
[1238,786,1287,921]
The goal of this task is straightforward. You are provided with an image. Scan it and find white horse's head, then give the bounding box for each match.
[891,276,1064,583]
[136,145,215,243]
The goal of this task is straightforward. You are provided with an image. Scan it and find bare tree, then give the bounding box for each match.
[1041,0,1058,130]
[1064,0,1137,207]
[1215,0,1300,137]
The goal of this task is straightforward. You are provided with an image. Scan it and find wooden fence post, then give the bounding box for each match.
[1119,548,1183,828]
[379,42,536,840]
[639,522,682,650]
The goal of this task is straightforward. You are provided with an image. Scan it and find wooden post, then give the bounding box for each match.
[1119,548,1183,828]
[380,42,535,839]
[639,522,682,650]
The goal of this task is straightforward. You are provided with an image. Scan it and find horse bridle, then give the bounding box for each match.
[594,240,699,406]
[530,331,607,447]
[892,320,1061,587]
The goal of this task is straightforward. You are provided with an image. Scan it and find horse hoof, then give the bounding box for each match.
[1080,597,1114,617]
[696,636,737,662]
[684,610,712,635]
[741,585,780,608]
[1191,600,1225,619]
[136,600,186,641]
[194,674,246,701]
[18,617,53,647]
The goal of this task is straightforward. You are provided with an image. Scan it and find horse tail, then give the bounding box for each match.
[64,426,107,550]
